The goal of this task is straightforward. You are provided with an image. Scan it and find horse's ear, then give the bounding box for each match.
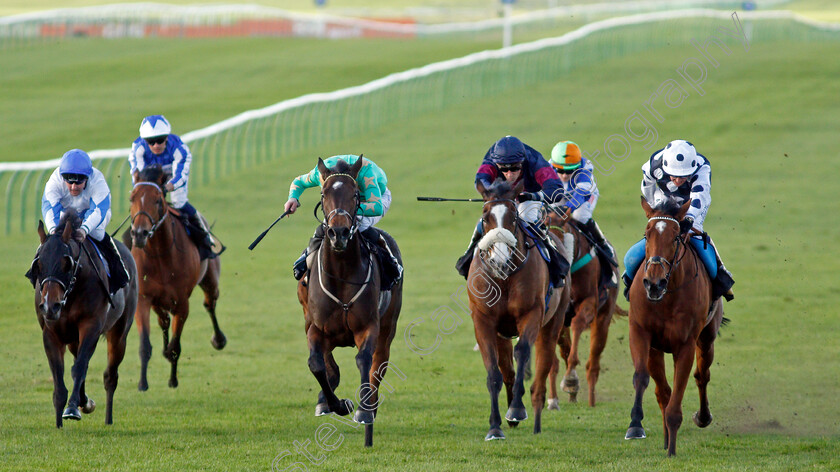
[641,196,654,218]
[676,200,691,220]
[317,158,329,185]
[512,179,525,198]
[348,156,364,179]
[61,220,73,243]
[476,180,489,199]
[38,220,47,244]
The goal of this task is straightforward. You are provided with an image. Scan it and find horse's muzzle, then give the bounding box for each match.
[327,226,351,252]
[643,278,667,302]
[39,299,64,321]
[132,228,150,248]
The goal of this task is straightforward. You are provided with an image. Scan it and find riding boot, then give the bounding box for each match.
[533,222,567,289]
[580,219,618,267]
[293,225,325,280]
[455,219,483,279]
[187,212,215,252]
[100,233,129,295]
[362,227,403,290]
[622,273,633,302]
[712,260,735,302]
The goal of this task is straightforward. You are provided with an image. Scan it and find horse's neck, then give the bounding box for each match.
[569,223,589,260]
[320,238,366,280]
[146,208,176,254]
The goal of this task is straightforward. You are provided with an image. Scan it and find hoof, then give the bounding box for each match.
[547,398,560,410]
[314,402,332,416]
[168,377,178,389]
[211,333,227,350]
[625,426,646,440]
[334,399,354,416]
[62,407,82,421]
[485,428,505,441]
[561,375,579,394]
[507,419,519,428]
[504,407,528,423]
[693,411,713,428]
[354,409,375,425]
[138,380,148,392]
[81,398,96,414]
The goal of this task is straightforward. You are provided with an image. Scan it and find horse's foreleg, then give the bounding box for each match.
[166,308,187,389]
[625,322,651,440]
[664,344,695,457]
[531,312,564,434]
[315,352,341,416]
[647,348,670,449]
[496,337,516,427]
[67,343,91,414]
[65,322,102,421]
[353,328,379,429]
[135,297,153,391]
[42,330,67,428]
[103,321,130,425]
[307,327,352,417]
[586,300,614,407]
[563,301,592,403]
[474,321,504,440]
[508,318,538,424]
[199,259,226,350]
[548,328,570,410]
[693,320,717,429]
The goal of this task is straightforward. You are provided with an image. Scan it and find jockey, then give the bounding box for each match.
[622,139,734,302]
[455,135,570,287]
[547,140,617,266]
[128,115,215,256]
[284,154,403,287]
[41,149,129,295]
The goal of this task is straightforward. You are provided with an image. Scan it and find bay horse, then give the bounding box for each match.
[545,211,626,408]
[27,212,137,427]
[624,197,725,456]
[297,157,403,448]
[468,179,570,440]
[129,166,226,390]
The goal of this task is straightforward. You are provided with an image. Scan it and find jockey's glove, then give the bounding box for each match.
[516,192,543,203]
[679,217,695,235]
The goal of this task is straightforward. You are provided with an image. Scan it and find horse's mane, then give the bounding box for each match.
[485,180,514,200]
[652,198,683,217]
[139,165,165,183]
[330,159,351,174]
[55,209,82,234]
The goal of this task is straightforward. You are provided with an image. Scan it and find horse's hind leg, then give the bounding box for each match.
[103,320,130,425]
[548,328,570,410]
[199,258,226,350]
[135,298,153,391]
[693,311,719,428]
[647,348,670,450]
[586,299,614,407]
[43,331,67,428]
[496,337,517,427]
[315,352,341,416]
[564,299,596,403]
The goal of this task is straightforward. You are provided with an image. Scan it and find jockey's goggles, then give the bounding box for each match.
[62,173,88,185]
[553,163,581,174]
[497,163,522,173]
[144,136,167,146]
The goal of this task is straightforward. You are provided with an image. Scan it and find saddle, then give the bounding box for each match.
[168,207,223,260]
[361,228,402,292]
[520,222,568,289]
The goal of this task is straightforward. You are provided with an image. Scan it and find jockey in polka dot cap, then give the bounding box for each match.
[622,139,734,303]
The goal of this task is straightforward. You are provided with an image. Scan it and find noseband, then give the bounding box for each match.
[319,173,361,238]
[39,240,82,310]
[644,216,687,291]
[131,182,168,238]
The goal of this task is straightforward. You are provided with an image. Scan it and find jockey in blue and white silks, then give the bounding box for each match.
[40,149,128,294]
[546,140,616,266]
[128,115,214,253]
[622,140,734,302]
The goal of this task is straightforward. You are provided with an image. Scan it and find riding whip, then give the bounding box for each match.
[248,210,291,250]
[416,197,483,202]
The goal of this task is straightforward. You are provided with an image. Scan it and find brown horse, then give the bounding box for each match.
[545,212,626,408]
[468,179,570,440]
[129,166,226,390]
[624,197,725,456]
[27,212,137,427]
[297,157,403,448]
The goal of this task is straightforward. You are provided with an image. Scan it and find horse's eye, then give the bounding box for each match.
[62,255,74,272]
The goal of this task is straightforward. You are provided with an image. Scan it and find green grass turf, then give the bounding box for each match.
[1,30,839,472]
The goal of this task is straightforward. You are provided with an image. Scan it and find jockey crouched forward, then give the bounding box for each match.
[285,154,403,290]
[455,135,570,288]
[38,149,129,295]
[623,139,735,303]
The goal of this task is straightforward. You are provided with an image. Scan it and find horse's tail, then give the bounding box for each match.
[721,316,731,327]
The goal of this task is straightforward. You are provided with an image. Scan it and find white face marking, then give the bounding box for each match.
[490,204,508,229]
[655,221,667,234]
[331,181,344,190]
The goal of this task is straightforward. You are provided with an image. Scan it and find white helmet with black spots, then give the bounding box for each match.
[661,139,699,177]
[139,115,172,139]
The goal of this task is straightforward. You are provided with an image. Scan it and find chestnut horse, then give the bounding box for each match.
[545,212,626,408]
[297,157,403,448]
[27,212,137,427]
[624,197,725,456]
[129,166,226,390]
[468,179,570,440]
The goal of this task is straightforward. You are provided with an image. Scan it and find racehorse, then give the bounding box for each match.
[545,211,626,408]
[129,165,226,390]
[27,212,137,427]
[468,179,570,440]
[297,157,403,447]
[624,197,725,456]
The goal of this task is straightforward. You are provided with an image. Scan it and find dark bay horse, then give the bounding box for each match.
[27,212,137,427]
[545,211,626,408]
[468,179,570,440]
[129,166,225,390]
[625,197,725,456]
[297,157,403,448]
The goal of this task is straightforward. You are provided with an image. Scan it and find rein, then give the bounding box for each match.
[40,246,81,309]
[644,216,689,294]
[478,198,531,278]
[319,173,361,238]
[131,182,169,239]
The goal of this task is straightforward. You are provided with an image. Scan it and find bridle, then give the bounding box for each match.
[130,182,168,239]
[479,198,530,277]
[643,216,688,292]
[317,173,361,238]
[39,239,82,310]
